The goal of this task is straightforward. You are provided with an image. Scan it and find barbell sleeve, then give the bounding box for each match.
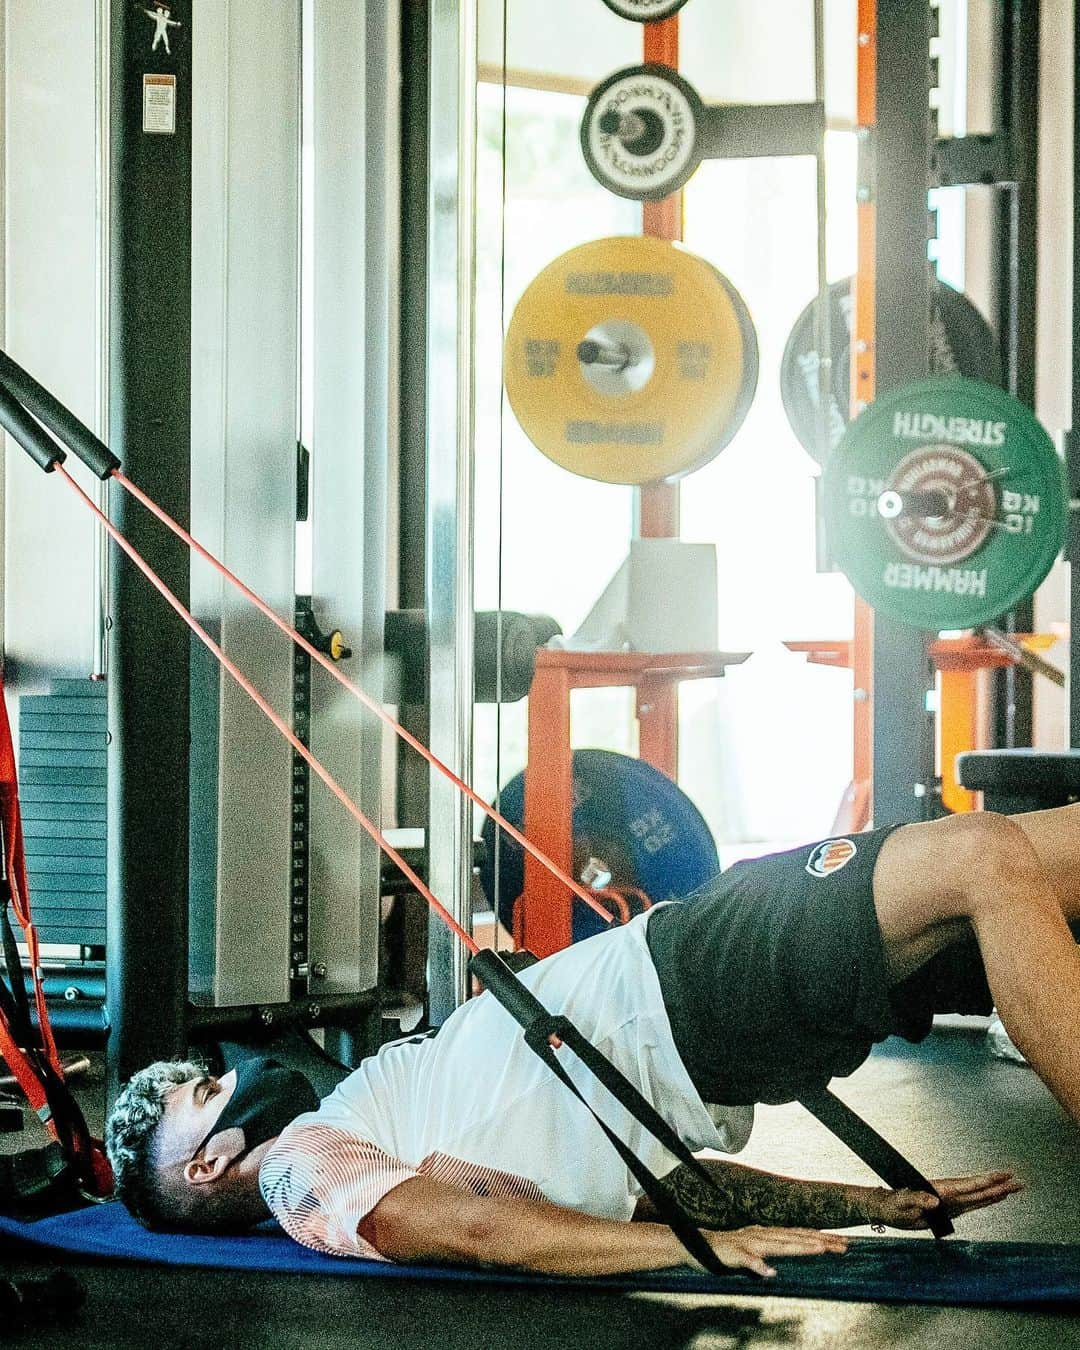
[577,339,633,370]
[877,488,953,520]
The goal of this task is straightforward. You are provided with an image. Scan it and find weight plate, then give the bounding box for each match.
[479,748,720,944]
[822,377,1066,630]
[581,64,704,202]
[504,236,749,484]
[698,267,759,469]
[671,265,759,477]
[601,0,691,20]
[781,278,1001,465]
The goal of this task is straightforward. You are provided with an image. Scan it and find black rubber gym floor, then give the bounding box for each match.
[2,1024,1078,1348]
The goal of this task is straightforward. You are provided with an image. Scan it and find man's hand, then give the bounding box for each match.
[866,1171,1023,1230]
[702,1226,848,1278]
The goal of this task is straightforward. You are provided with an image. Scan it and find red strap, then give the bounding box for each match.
[0,696,61,1077]
[0,1015,48,1115]
[0,679,112,1196]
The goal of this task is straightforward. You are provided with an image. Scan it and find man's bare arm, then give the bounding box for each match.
[633,1160,1022,1231]
[357,1174,847,1277]
[634,1159,873,1230]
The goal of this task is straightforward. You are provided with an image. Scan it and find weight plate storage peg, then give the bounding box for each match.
[822,377,1066,631]
[581,64,705,202]
[780,278,1001,465]
[504,235,755,484]
[601,0,691,20]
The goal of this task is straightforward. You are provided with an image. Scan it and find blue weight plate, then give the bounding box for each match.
[480,748,719,943]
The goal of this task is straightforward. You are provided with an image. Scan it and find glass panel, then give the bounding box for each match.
[477,1,637,89]
[474,80,640,826]
[679,1,816,106]
[678,139,856,851]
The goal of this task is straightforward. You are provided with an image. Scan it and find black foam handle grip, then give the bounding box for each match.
[0,386,65,473]
[0,349,119,479]
[469,949,555,1038]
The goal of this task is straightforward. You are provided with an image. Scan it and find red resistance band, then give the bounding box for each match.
[0,678,112,1197]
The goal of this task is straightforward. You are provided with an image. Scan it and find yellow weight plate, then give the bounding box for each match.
[504,236,746,486]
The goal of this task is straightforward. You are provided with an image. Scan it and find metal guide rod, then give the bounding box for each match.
[1073,0,1080,744]
[424,0,478,1021]
[811,0,832,482]
[993,0,1040,749]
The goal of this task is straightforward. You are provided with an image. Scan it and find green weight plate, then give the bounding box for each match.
[822,377,1066,631]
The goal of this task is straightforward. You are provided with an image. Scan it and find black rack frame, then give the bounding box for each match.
[871,0,1042,823]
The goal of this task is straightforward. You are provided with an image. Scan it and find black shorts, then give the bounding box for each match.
[645,825,995,1106]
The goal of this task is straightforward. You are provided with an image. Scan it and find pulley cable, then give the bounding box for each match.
[110,467,611,927]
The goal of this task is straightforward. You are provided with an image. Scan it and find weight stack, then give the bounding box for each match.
[17,680,107,949]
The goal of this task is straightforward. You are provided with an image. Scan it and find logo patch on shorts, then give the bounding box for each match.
[805,838,857,878]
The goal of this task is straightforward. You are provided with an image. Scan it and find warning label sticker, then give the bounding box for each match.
[142,74,176,135]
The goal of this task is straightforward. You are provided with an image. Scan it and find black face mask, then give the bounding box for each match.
[193,1057,319,1163]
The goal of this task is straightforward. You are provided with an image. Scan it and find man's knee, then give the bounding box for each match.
[938,811,1045,919]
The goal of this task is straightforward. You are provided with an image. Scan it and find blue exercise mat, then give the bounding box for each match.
[1,1204,1079,1307]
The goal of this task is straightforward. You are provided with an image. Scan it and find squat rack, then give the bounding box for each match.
[868,0,1043,825]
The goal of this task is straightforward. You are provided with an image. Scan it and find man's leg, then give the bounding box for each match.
[1006,802,1080,915]
[872,808,1080,1124]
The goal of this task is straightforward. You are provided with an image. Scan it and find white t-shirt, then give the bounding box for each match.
[261,909,754,1258]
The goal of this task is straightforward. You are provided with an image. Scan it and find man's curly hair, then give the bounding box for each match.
[105,1060,205,1229]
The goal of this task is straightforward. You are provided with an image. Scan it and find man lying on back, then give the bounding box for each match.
[106,807,1062,1275]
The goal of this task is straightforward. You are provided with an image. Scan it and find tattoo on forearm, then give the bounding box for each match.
[656,1161,871,1230]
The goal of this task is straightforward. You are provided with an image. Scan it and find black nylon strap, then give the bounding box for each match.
[472,949,735,1275]
[532,1029,729,1272]
[472,949,955,1256]
[0,944,21,1031]
[799,1088,953,1239]
[0,885,33,1045]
